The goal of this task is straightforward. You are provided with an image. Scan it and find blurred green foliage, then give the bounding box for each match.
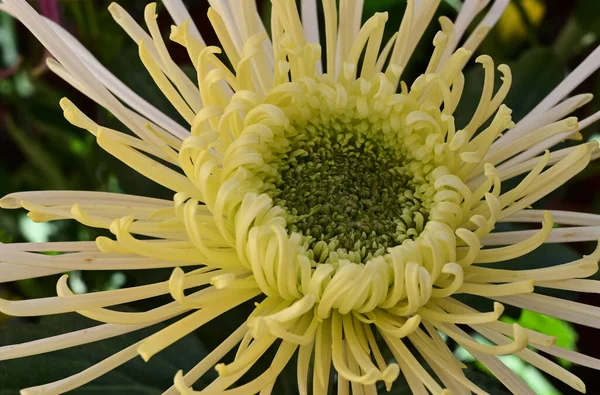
[1,0,600,394]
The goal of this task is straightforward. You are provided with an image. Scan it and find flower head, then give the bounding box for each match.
[2,0,600,394]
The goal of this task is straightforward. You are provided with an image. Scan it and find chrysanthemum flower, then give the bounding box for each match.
[3,0,600,393]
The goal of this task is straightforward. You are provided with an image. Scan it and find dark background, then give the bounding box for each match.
[1,0,600,394]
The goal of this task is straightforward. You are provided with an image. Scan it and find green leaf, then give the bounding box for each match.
[0,11,19,65]
[516,309,577,368]
[0,229,12,243]
[4,115,68,190]
[574,0,600,37]
[503,47,566,122]
[519,310,577,351]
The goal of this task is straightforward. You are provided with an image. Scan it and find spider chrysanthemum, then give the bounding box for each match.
[3,0,600,394]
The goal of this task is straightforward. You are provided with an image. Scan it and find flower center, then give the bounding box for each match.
[268,122,430,263]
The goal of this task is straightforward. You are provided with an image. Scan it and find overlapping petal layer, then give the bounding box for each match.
[2,1,600,394]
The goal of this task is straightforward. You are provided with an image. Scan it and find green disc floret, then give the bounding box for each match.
[267,121,432,264]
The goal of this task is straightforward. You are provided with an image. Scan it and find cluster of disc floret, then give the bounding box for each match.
[269,117,431,263]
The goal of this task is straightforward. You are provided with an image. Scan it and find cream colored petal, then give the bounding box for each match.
[448,325,535,395]
[0,271,215,316]
[487,93,593,159]
[534,344,600,371]
[0,247,196,271]
[0,190,171,210]
[0,322,149,361]
[470,322,585,392]
[162,0,204,43]
[43,16,188,140]
[482,226,600,245]
[20,341,142,395]
[520,45,600,125]
[162,324,248,395]
[1,1,166,146]
[495,293,600,328]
